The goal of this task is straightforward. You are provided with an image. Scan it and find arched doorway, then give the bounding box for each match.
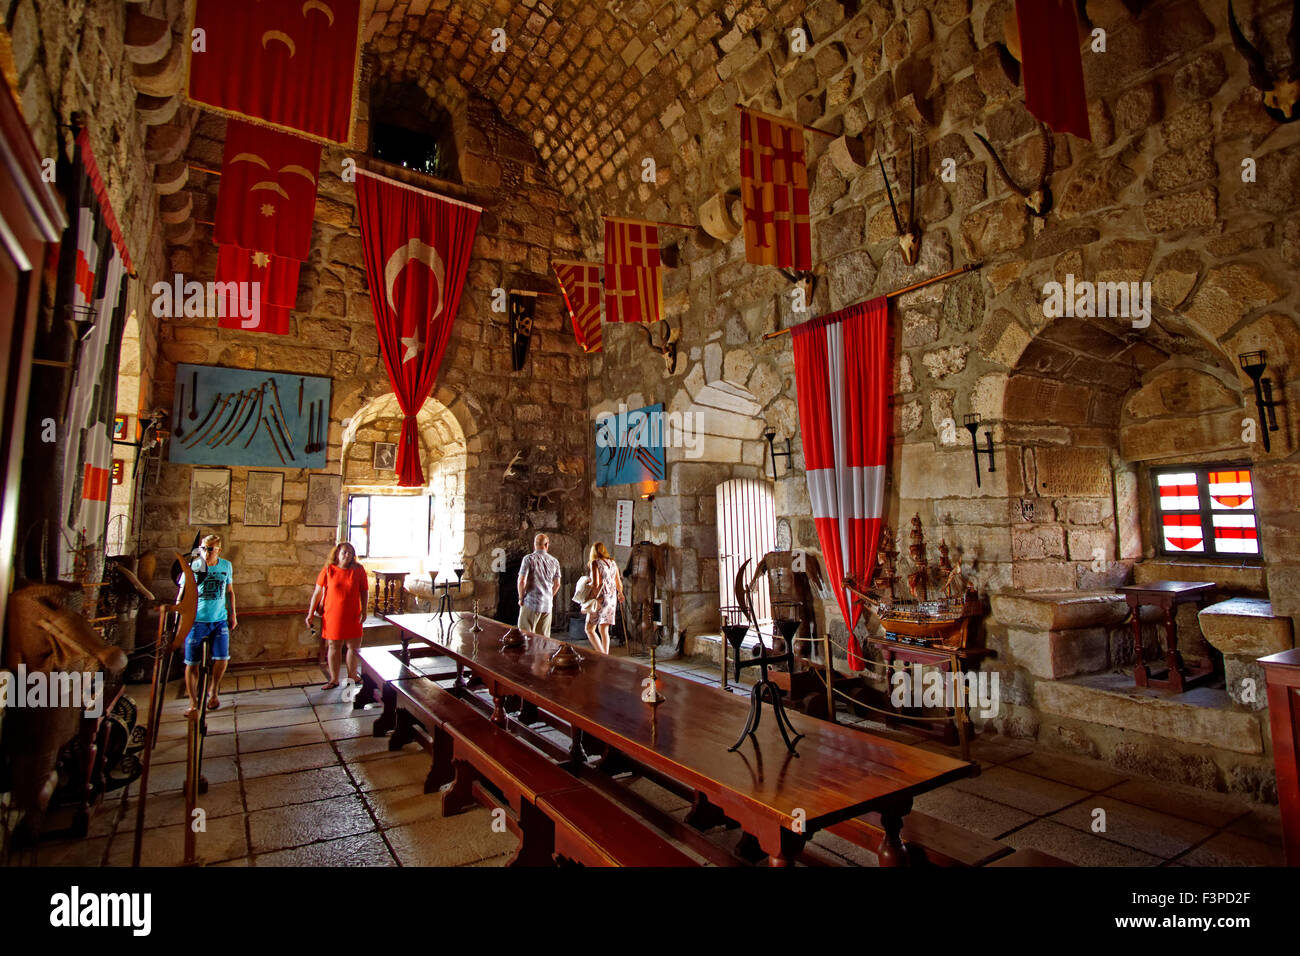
[715,477,776,622]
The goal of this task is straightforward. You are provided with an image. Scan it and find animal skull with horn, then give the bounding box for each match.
[974,123,1055,217]
[640,318,682,375]
[1229,0,1300,123]
[877,138,920,265]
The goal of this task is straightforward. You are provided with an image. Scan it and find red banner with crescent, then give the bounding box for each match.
[215,120,321,260]
[355,170,480,486]
[187,0,363,144]
[791,296,890,670]
[553,260,603,352]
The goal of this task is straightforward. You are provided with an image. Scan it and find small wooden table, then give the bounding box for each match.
[1116,581,1216,693]
[1259,648,1300,866]
[373,571,408,616]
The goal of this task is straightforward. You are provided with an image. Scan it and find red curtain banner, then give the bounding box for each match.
[1016,0,1092,140]
[188,0,362,144]
[553,260,603,352]
[740,108,812,270]
[791,296,890,670]
[215,244,301,334]
[215,120,321,260]
[355,170,480,486]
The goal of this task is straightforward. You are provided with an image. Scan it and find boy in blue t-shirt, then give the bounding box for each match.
[182,533,238,715]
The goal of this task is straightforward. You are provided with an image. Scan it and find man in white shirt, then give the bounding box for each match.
[517,533,561,636]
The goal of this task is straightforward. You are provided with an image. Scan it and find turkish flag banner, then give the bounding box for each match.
[791,297,890,670]
[215,244,301,334]
[187,0,363,144]
[553,260,603,352]
[215,120,321,260]
[355,169,481,486]
[740,108,811,270]
[1016,0,1092,140]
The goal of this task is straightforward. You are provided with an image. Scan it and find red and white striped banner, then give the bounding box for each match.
[791,296,890,669]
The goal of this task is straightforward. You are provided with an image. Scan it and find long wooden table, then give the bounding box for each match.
[386,612,975,865]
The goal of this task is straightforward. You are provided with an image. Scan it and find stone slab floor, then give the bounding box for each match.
[15,651,1286,867]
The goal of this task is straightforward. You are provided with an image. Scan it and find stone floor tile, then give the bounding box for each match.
[237,721,328,753]
[334,733,403,763]
[321,713,379,741]
[912,785,1036,839]
[1225,805,1283,844]
[465,852,512,867]
[107,813,248,866]
[363,782,445,829]
[951,765,1089,816]
[247,793,375,853]
[244,764,356,811]
[30,835,110,867]
[270,672,293,688]
[224,687,312,713]
[349,751,432,792]
[314,700,367,722]
[1003,820,1163,866]
[808,830,879,867]
[240,742,339,779]
[965,735,1037,765]
[624,776,691,813]
[384,805,517,866]
[235,676,257,692]
[1048,797,1214,859]
[150,731,238,766]
[140,780,246,829]
[1100,778,1249,828]
[236,706,320,733]
[255,830,396,866]
[1176,831,1285,867]
[155,713,235,741]
[254,674,275,690]
[1003,751,1130,791]
[147,756,240,793]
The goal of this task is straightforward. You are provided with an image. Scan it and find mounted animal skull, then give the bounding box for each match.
[1229,0,1300,123]
[877,138,919,265]
[974,123,1055,217]
[640,319,681,375]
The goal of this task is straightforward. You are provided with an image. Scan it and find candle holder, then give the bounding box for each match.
[470,599,483,633]
[433,569,464,625]
[641,643,665,704]
[764,427,793,479]
[962,414,995,487]
[1239,351,1280,452]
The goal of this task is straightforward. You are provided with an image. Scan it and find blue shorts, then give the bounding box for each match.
[184,620,230,665]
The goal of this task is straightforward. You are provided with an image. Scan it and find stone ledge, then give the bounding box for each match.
[1134,560,1265,593]
[991,591,1129,630]
[1034,676,1263,755]
[1199,598,1294,657]
[1008,627,1108,679]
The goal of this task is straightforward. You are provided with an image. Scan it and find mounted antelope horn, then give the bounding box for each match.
[640,319,681,376]
[1228,0,1300,123]
[876,139,920,265]
[974,123,1055,217]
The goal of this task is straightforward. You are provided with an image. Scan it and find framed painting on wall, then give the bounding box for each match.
[189,468,230,526]
[374,442,396,471]
[594,403,667,487]
[305,474,342,527]
[244,471,283,527]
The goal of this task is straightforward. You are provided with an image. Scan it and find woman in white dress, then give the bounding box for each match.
[584,541,623,654]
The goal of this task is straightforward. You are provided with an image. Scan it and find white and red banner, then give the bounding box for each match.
[355,169,480,486]
[187,0,363,144]
[791,296,890,669]
[553,260,603,352]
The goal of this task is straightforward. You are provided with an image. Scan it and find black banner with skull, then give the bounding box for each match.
[508,291,536,371]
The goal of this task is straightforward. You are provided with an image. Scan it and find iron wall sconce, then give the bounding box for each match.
[962,414,995,487]
[764,428,792,479]
[1239,351,1280,452]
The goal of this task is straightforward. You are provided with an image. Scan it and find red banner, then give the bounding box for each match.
[214,120,321,260]
[215,244,301,334]
[553,260,603,352]
[188,0,362,144]
[355,170,480,486]
[740,108,811,270]
[791,297,890,669]
[1016,0,1091,140]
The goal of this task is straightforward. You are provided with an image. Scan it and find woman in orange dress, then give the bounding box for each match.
[306,542,369,689]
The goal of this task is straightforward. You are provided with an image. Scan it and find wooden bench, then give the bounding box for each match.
[827,810,1012,867]
[538,787,699,867]
[356,644,441,735]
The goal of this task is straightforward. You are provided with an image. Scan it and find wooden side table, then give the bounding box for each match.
[1259,648,1300,866]
[1116,581,1216,693]
[373,571,408,616]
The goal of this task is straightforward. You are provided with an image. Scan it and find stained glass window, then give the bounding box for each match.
[1153,465,1259,558]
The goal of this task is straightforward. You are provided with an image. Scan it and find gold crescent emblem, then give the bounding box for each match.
[250,181,290,198]
[228,152,269,169]
[383,238,445,320]
[279,164,317,184]
[261,30,297,57]
[302,0,335,26]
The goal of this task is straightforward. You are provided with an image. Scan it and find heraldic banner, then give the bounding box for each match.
[354,170,480,486]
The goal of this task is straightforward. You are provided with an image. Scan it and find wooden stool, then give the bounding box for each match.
[1116,581,1216,693]
[374,571,409,616]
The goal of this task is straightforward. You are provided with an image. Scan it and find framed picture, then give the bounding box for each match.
[189,468,230,526]
[594,403,667,487]
[112,415,128,441]
[111,460,124,486]
[305,473,342,527]
[374,442,396,471]
[244,471,283,527]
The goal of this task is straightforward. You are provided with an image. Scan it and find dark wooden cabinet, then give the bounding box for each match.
[1259,648,1300,866]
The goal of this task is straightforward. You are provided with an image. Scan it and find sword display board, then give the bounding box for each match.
[169,363,331,469]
